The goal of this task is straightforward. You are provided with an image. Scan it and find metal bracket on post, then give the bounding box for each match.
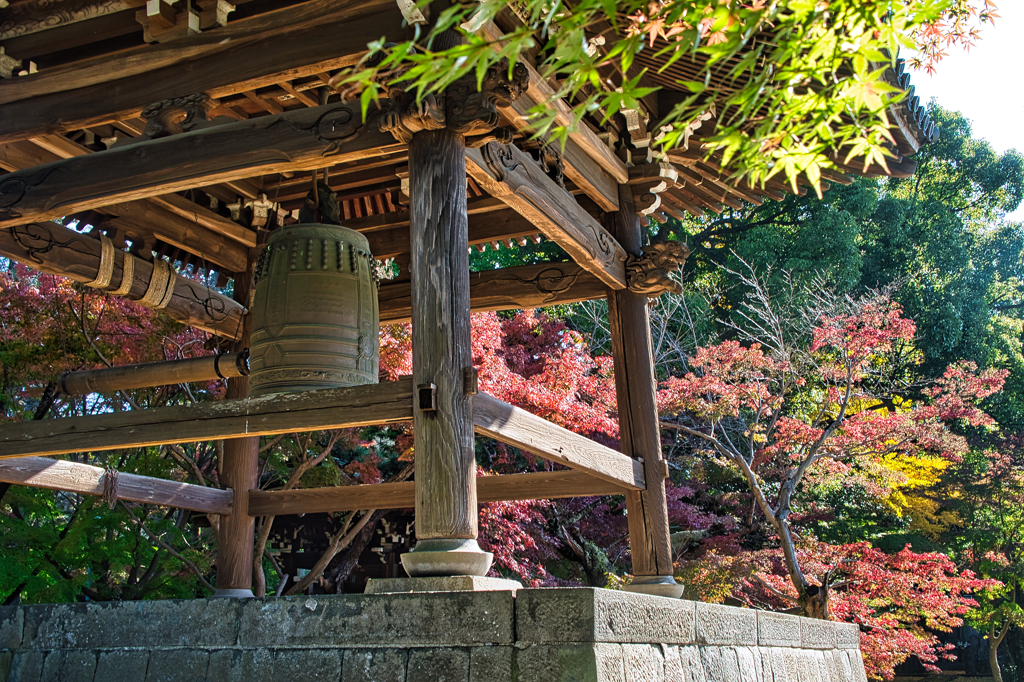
[417,383,437,412]
[462,367,478,395]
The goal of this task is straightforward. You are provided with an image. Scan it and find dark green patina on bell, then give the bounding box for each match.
[248,182,379,397]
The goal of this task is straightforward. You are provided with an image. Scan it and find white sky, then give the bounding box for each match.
[909,1,1024,220]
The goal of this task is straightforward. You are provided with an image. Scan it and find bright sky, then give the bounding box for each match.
[909,1,1024,220]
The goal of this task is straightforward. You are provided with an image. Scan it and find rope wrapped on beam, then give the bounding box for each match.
[82,234,168,306]
[138,258,176,310]
[110,250,135,296]
[84,235,116,289]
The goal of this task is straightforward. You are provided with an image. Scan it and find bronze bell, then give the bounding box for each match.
[248,222,379,397]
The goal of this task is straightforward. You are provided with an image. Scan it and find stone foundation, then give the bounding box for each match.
[0,587,867,681]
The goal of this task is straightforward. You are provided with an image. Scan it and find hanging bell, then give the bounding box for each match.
[247,222,379,397]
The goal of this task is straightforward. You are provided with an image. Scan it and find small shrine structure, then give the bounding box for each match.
[0,0,936,678]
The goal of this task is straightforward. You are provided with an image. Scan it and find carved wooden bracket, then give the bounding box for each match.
[0,47,21,79]
[627,161,679,217]
[621,105,651,148]
[117,92,230,144]
[446,57,529,137]
[378,56,529,145]
[625,241,690,298]
[134,0,235,43]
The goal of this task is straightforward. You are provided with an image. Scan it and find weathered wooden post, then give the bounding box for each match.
[384,26,528,575]
[608,183,685,598]
[215,256,259,597]
[400,124,492,575]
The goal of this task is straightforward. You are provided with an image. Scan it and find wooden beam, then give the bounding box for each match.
[365,210,541,260]
[0,383,642,491]
[473,393,645,490]
[473,28,620,212]
[3,137,254,272]
[0,220,246,339]
[103,201,250,274]
[0,1,410,144]
[380,262,607,325]
[465,142,628,289]
[248,470,625,516]
[0,380,415,459]
[147,194,256,247]
[0,457,233,515]
[0,99,405,229]
[3,222,599,338]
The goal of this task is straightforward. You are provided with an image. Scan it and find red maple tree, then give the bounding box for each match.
[657,290,1005,620]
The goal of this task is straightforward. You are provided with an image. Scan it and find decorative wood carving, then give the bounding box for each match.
[625,241,690,297]
[446,57,528,138]
[134,92,223,141]
[621,105,651,148]
[466,141,628,289]
[627,160,680,217]
[536,144,566,188]
[377,56,528,147]
[370,46,447,143]
[0,0,128,42]
[0,47,21,79]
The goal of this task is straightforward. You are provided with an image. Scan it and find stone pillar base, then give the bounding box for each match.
[400,538,492,577]
[622,575,684,599]
[365,576,522,594]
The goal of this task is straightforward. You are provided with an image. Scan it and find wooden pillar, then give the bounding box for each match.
[215,260,259,596]
[400,127,490,576]
[607,184,683,598]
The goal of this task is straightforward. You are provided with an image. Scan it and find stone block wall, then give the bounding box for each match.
[0,587,867,681]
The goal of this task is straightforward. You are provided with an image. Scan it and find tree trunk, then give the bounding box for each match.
[990,622,1008,682]
[800,584,830,620]
[776,515,830,619]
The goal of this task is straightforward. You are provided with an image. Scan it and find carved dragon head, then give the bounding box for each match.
[482,58,530,107]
